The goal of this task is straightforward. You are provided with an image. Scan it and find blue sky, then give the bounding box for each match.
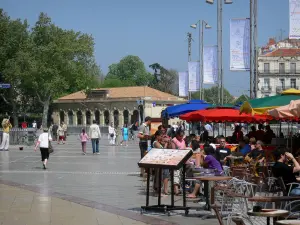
[1,0,289,96]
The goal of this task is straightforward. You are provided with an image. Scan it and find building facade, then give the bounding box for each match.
[52,86,185,128]
[257,38,300,98]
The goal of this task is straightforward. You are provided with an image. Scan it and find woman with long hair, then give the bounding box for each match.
[35,128,52,169]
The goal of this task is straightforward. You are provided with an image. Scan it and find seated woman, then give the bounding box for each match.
[187,145,223,198]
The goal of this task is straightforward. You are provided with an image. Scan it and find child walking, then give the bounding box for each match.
[79,129,89,155]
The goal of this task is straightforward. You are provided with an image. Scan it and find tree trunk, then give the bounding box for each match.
[42,98,50,128]
[11,100,18,128]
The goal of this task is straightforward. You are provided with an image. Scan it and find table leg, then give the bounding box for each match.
[170,169,174,207]
[273,217,277,225]
[203,180,210,210]
[267,217,270,225]
[158,168,162,206]
[146,168,150,207]
[182,164,186,208]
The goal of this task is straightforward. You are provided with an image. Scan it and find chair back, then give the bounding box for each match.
[277,177,288,196]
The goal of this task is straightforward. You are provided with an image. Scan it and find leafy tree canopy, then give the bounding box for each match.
[106,55,152,86]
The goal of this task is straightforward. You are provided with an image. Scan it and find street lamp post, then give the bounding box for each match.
[190,20,211,100]
[206,0,232,105]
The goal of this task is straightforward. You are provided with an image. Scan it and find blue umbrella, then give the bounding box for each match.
[162,100,211,118]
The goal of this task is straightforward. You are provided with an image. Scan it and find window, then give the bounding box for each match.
[290,63,296,74]
[263,78,270,90]
[279,78,285,89]
[291,79,296,88]
[264,63,270,73]
[279,63,285,74]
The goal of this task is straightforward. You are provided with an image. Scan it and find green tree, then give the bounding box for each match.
[192,86,234,104]
[22,13,101,127]
[234,94,249,105]
[106,55,152,86]
[0,9,31,126]
[149,63,179,95]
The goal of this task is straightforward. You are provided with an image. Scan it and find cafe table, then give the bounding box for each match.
[248,209,289,225]
[191,176,232,211]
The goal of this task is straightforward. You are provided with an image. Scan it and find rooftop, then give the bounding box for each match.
[263,48,300,57]
[56,86,184,102]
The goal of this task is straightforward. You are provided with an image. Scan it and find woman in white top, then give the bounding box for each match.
[35,128,52,169]
[108,123,116,145]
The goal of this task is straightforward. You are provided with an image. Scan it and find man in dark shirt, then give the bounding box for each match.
[216,138,231,165]
[272,148,300,195]
[247,140,265,164]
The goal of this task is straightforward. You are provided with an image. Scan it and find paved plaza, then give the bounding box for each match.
[0,135,219,225]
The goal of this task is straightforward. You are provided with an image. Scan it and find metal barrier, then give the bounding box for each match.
[0,128,37,145]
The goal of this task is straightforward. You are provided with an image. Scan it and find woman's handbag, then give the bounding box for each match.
[48,141,54,154]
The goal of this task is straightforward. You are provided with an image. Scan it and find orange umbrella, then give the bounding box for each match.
[180,107,272,123]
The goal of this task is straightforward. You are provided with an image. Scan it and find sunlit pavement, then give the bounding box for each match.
[0,135,218,225]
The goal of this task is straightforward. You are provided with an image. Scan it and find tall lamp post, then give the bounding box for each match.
[190,20,211,100]
[206,0,233,105]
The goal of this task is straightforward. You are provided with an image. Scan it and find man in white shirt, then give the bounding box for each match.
[32,120,37,129]
[89,120,101,154]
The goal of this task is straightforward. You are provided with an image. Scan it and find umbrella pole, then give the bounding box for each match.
[224,122,226,137]
[213,123,215,138]
[279,121,281,138]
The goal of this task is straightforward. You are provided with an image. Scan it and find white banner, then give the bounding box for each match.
[178,71,188,97]
[289,0,300,39]
[230,18,250,71]
[188,61,200,91]
[203,46,218,84]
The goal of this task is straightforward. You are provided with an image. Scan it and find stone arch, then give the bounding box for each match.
[131,110,139,125]
[77,111,83,125]
[113,110,119,127]
[123,110,129,126]
[86,110,91,125]
[95,110,100,124]
[104,110,109,125]
[68,110,74,125]
[59,111,65,124]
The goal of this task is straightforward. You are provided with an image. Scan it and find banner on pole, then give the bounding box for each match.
[203,46,218,84]
[289,0,300,39]
[188,61,200,92]
[178,71,188,97]
[230,18,250,71]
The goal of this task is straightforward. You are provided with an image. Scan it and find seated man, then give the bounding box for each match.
[245,140,265,164]
[272,148,300,195]
[216,137,231,165]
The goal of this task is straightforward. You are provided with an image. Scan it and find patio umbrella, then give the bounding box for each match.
[268,104,296,119]
[240,92,300,115]
[289,99,300,117]
[180,107,272,123]
[161,100,211,118]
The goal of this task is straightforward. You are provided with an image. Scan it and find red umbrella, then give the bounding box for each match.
[180,107,272,123]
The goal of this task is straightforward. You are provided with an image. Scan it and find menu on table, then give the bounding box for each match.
[138,148,193,169]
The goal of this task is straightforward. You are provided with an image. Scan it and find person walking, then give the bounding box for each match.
[35,128,52,169]
[62,122,68,141]
[0,118,12,151]
[52,123,58,141]
[57,125,65,144]
[89,120,101,154]
[120,124,129,146]
[108,123,116,145]
[79,128,89,155]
